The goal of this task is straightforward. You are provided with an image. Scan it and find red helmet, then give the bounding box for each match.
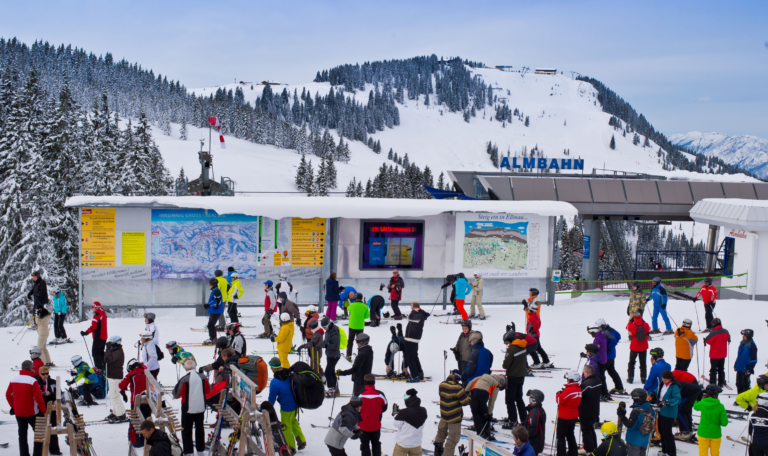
[91,301,102,308]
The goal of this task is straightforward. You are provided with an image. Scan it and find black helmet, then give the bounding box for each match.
[215,336,229,349]
[356,333,370,346]
[530,288,540,296]
[705,384,722,397]
[215,269,223,277]
[354,292,364,301]
[227,266,235,272]
[506,322,516,333]
[227,322,241,333]
[320,316,331,328]
[632,281,641,289]
[309,320,319,330]
[630,388,648,403]
[461,319,473,329]
[712,317,722,327]
[649,347,664,358]
[526,389,545,405]
[742,329,754,339]
[585,343,598,354]
[758,375,768,389]
[503,330,518,344]
[209,278,218,286]
[704,277,713,285]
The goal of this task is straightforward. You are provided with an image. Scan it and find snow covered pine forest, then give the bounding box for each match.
[0,37,744,325]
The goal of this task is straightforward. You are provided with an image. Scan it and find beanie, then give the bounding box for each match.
[349,396,363,406]
[268,357,282,368]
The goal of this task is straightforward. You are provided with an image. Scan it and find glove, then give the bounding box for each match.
[659,400,669,408]
[80,330,88,336]
[266,311,272,317]
[579,352,587,359]
[336,369,343,378]
[391,403,400,416]
[121,391,128,402]
[693,298,698,303]
[198,367,206,374]
[204,303,210,309]
[66,380,74,386]
[270,334,277,342]
[351,430,362,440]
[662,305,666,309]
[617,407,626,417]
[295,318,302,327]
[521,299,527,306]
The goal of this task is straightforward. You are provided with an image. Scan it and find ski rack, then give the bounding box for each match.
[34,376,86,456]
[130,368,182,455]
[216,366,273,456]
[462,429,514,456]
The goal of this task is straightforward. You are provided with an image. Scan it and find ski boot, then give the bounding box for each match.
[45,362,56,367]
[109,413,128,423]
[701,328,711,333]
[610,388,627,395]
[501,420,518,430]
[626,377,633,384]
[434,442,444,456]
[479,316,486,320]
[649,329,662,335]
[325,388,336,398]
[540,362,554,368]
[406,376,421,383]
[662,329,674,335]
[640,376,647,384]
[105,413,117,422]
[296,437,307,450]
[530,363,543,369]
[202,339,215,346]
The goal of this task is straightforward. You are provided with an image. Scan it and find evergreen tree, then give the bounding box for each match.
[387,148,394,160]
[610,135,616,150]
[345,178,357,197]
[524,116,530,127]
[179,117,187,141]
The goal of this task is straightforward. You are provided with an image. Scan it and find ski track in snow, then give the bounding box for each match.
[0,294,758,455]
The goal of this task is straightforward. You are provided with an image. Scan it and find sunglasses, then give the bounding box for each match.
[40,373,49,376]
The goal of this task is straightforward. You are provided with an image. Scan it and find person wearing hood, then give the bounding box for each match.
[617,388,655,456]
[271,313,295,369]
[268,358,306,452]
[393,389,428,456]
[674,319,698,372]
[556,371,582,456]
[695,384,729,456]
[735,329,758,393]
[511,427,535,456]
[261,280,278,337]
[703,318,730,388]
[325,272,342,321]
[325,396,363,456]
[643,347,671,395]
[588,320,610,400]
[7,360,46,456]
[654,371,681,456]
[466,374,507,440]
[452,320,478,377]
[647,277,672,335]
[104,335,126,423]
[435,370,469,456]
[322,317,342,396]
[34,307,52,367]
[359,375,388,456]
[453,273,472,320]
[626,312,650,384]
[748,392,768,456]
[502,330,528,428]
[51,285,68,342]
[338,333,374,396]
[464,332,493,385]
[524,389,547,455]
[27,270,49,311]
[404,302,429,382]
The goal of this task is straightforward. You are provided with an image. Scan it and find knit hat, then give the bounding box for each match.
[364,374,376,385]
[349,396,363,406]
[268,357,282,368]
[320,316,331,328]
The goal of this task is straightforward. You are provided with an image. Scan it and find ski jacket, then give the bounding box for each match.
[465,342,493,383]
[32,358,44,376]
[36,376,57,406]
[6,370,46,417]
[502,339,528,379]
[368,295,385,316]
[649,284,668,308]
[579,374,602,419]
[216,276,230,303]
[520,333,538,355]
[325,403,361,449]
[525,403,547,455]
[556,382,582,420]
[52,292,67,314]
[207,286,223,315]
[27,278,49,309]
[454,277,471,300]
[146,428,172,456]
[393,394,427,448]
[737,382,766,410]
[592,330,607,364]
[749,405,768,447]
[73,362,97,384]
[694,396,729,439]
[325,277,341,302]
[308,328,324,364]
[280,295,301,322]
[170,347,195,366]
[173,371,210,413]
[512,441,535,456]
[672,370,697,384]
[347,300,370,331]
[585,356,600,378]
[264,286,278,313]
[86,306,108,340]
[735,339,758,373]
[405,308,429,342]
[303,311,320,339]
[276,280,293,298]
[268,369,296,412]
[387,276,404,301]
[454,330,478,362]
[526,311,541,338]
[339,286,357,310]
[323,323,340,358]
[644,358,671,394]
[466,375,505,415]
[472,277,484,297]
[228,278,244,302]
[144,321,160,348]
[275,321,295,355]
[626,316,650,352]
[229,332,247,357]
[606,326,621,360]
[703,325,731,359]
[523,297,541,323]
[627,289,646,316]
[656,380,681,419]
[104,344,125,379]
[359,384,388,432]
[621,400,654,447]
[695,284,717,304]
[119,364,147,405]
[438,375,469,423]
[142,341,159,372]
[674,327,698,360]
[591,436,627,456]
[339,345,373,383]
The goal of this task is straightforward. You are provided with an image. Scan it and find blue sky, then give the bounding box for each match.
[3,0,766,137]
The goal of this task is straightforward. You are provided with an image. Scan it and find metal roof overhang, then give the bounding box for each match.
[690,199,768,231]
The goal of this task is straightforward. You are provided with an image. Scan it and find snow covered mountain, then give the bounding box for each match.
[669,131,768,178]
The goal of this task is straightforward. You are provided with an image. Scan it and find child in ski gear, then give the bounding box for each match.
[703,318,730,387]
[119,359,148,414]
[695,384,728,456]
[167,341,196,365]
[268,359,306,452]
[104,335,126,422]
[303,305,320,341]
[173,359,211,455]
[644,347,671,395]
[452,273,471,320]
[226,322,247,358]
[735,329,758,393]
[465,331,493,384]
[527,302,552,368]
[347,293,370,358]
[674,319,698,372]
[556,371,582,456]
[81,300,108,371]
[453,320,478,376]
[359,375,387,456]
[591,422,627,456]
[30,348,44,376]
[325,396,363,456]
[322,317,342,396]
[67,355,98,406]
[338,333,374,396]
[301,319,325,375]
[655,370,681,456]
[385,325,406,377]
[694,277,718,331]
[736,374,768,410]
[404,302,429,381]
[466,374,507,439]
[205,279,223,343]
[525,389,547,455]
[51,285,68,341]
[7,360,46,456]
[588,319,609,398]
[325,272,341,321]
[339,287,357,319]
[502,330,528,426]
[626,312,650,384]
[386,270,405,320]
[272,313,295,368]
[579,365,602,453]
[511,427,535,456]
[435,370,469,456]
[262,280,278,336]
[228,270,244,323]
[647,277,671,334]
[34,308,52,366]
[749,392,768,456]
[470,271,485,319]
[626,281,646,320]
[393,388,428,456]
[617,388,654,456]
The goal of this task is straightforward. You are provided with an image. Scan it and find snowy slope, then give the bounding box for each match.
[670,131,768,178]
[0,295,758,456]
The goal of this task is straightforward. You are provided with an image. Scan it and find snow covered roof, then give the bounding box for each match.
[689,198,768,231]
[65,196,577,220]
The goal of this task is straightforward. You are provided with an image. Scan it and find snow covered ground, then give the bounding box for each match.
[0,293,760,455]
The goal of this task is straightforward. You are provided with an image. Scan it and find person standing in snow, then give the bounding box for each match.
[275,273,293,302]
[214,269,230,329]
[469,271,486,320]
[226,322,247,358]
[404,302,428,382]
[647,277,672,335]
[452,320,478,377]
[703,318,730,388]
[694,276,718,332]
[303,319,325,375]
[674,319,698,372]
[7,359,46,456]
[524,389,547,455]
[51,286,68,342]
[268,358,306,452]
[578,365,601,454]
[302,305,320,342]
[81,301,108,371]
[35,366,62,455]
[104,335,126,423]
[393,388,427,456]
[359,374,388,456]
[626,281,646,321]
[626,312,650,385]
[464,332,492,385]
[347,294,370,360]
[338,333,374,396]
[322,317,342,397]
[141,331,160,378]
[452,273,472,321]
[261,280,278,338]
[386,270,405,320]
[555,371,582,456]
[325,272,342,321]
[502,330,528,428]
[227,271,244,323]
[271,313,295,369]
[602,321,625,395]
[34,308,52,367]
[27,270,49,312]
[735,329,758,393]
[325,396,363,456]
[434,370,469,456]
[278,291,302,328]
[173,359,211,456]
[587,320,610,400]
[643,347,671,395]
[526,303,552,368]
[204,278,223,345]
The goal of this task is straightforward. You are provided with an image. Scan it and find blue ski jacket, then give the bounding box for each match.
[606,326,621,360]
[649,284,668,308]
[465,342,492,384]
[53,292,67,314]
[268,374,297,412]
[644,358,671,394]
[735,339,758,374]
[207,287,223,315]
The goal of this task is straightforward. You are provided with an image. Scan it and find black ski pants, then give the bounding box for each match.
[16,414,43,456]
[328,445,348,456]
[627,350,647,381]
[737,371,752,394]
[704,301,716,329]
[751,445,768,456]
[530,336,550,365]
[658,416,676,456]
[709,358,726,387]
[347,328,363,358]
[360,430,381,456]
[390,299,401,317]
[580,417,598,453]
[54,313,67,339]
[326,356,340,389]
[181,410,206,454]
[555,417,578,456]
[404,341,423,379]
[207,314,219,342]
[505,376,527,424]
[675,357,692,372]
[92,337,106,371]
[470,389,491,437]
[598,362,609,396]
[228,301,239,323]
[605,358,624,391]
[678,396,694,433]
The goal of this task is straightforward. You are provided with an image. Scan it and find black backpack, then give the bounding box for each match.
[289,361,325,410]
[634,322,647,342]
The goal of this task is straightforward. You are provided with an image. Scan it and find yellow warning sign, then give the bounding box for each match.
[122,232,146,265]
[291,218,326,267]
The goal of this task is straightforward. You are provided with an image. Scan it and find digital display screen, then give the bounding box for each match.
[360,221,425,270]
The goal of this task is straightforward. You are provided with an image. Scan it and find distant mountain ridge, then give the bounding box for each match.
[670,132,768,178]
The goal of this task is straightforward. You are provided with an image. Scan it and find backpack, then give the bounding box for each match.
[155,344,165,361]
[237,355,269,393]
[168,433,183,456]
[289,361,325,409]
[338,326,348,350]
[634,322,647,342]
[637,406,656,436]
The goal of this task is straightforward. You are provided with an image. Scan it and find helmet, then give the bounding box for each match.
[461,320,473,329]
[601,422,618,438]
[320,316,331,328]
[457,272,465,279]
[215,337,229,349]
[389,342,400,354]
[594,318,606,328]
[228,266,235,272]
[143,312,155,322]
[126,358,141,371]
[52,285,61,293]
[231,272,239,279]
[71,355,83,366]
[630,388,648,403]
[742,329,755,339]
[526,389,544,405]
[30,348,42,359]
[529,303,539,312]
[758,392,768,408]
[31,270,41,277]
[758,374,768,390]
[704,277,713,285]
[705,384,722,397]
[506,322,516,333]
[208,278,218,286]
[587,326,599,335]
[712,317,722,327]
[653,277,661,283]
[354,292,364,301]
[585,344,598,354]
[682,319,693,328]
[356,333,370,346]
[649,347,664,358]
[503,330,518,344]
[632,281,641,289]
[530,288,539,296]
[92,301,102,308]
[227,322,241,332]
[166,341,178,351]
[564,371,581,382]
[140,331,154,340]
[107,335,122,345]
[309,320,319,330]
[215,269,223,277]
[280,313,291,322]
[306,305,318,314]
[278,273,286,281]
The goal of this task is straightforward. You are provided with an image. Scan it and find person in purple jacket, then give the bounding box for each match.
[588,319,611,401]
[582,344,601,376]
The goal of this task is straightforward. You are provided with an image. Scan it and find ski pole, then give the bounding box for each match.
[728,342,731,385]
[550,417,559,452]
[443,350,447,381]
[692,299,702,332]
[695,343,700,380]
[12,316,35,342]
[82,334,95,369]
[328,386,338,427]
[429,287,444,316]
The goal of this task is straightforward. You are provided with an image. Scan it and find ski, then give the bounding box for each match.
[699,375,733,390]
[440,321,483,326]
[311,423,397,433]
[726,436,747,446]
[11,366,69,372]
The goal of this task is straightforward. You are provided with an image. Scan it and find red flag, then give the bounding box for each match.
[207,116,226,149]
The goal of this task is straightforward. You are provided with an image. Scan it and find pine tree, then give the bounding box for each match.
[295,154,308,190]
[387,148,394,160]
[346,178,357,197]
[325,153,337,189]
[610,135,616,150]
[524,116,530,127]
[179,117,188,140]
[437,172,445,190]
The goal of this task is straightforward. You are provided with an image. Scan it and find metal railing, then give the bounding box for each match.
[556,273,747,295]
[635,250,708,272]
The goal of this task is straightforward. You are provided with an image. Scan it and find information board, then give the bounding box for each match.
[360,221,424,270]
[291,218,325,267]
[81,208,116,268]
[122,232,146,265]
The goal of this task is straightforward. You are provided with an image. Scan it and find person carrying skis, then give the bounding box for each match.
[338,333,374,396]
[393,389,428,456]
[469,271,486,320]
[601,320,625,395]
[555,371,582,456]
[386,270,405,320]
[166,341,195,366]
[452,320,478,376]
[626,312,650,384]
[694,384,728,456]
[51,285,68,342]
[204,278,223,345]
[67,355,98,406]
[226,322,247,358]
[214,269,230,329]
[591,422,627,456]
[737,374,768,410]
[674,318,698,372]
[694,277,718,332]
[359,374,388,456]
[703,318,730,388]
[588,320,610,400]
[271,313,295,369]
[526,302,552,369]
[104,335,126,422]
[617,388,654,456]
[749,392,768,456]
[524,389,547,455]
[502,330,528,428]
[227,271,244,323]
[322,317,342,397]
[325,272,342,321]
[261,280,278,338]
[404,302,429,382]
[347,294,370,360]
[452,273,471,320]
[647,277,672,335]
[644,347,671,395]
[325,396,363,456]
[578,365,601,454]
[735,328,758,393]
[81,301,108,371]
[465,374,506,440]
[465,332,492,384]
[268,358,306,452]
[302,319,325,375]
[173,358,211,456]
[435,370,469,456]
[626,281,646,321]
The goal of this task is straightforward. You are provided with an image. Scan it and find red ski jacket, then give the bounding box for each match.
[626,316,650,352]
[119,365,147,406]
[673,370,697,383]
[33,358,44,376]
[704,325,731,359]
[6,370,46,417]
[556,382,582,420]
[86,307,108,340]
[359,385,389,431]
[695,285,717,304]
[527,312,541,338]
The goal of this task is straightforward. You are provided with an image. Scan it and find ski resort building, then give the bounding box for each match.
[534,68,557,75]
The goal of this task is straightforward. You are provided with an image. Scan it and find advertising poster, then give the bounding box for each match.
[454,212,547,278]
[360,221,424,270]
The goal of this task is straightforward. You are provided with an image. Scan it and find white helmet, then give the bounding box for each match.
[71,355,83,366]
[107,335,122,345]
[231,272,239,279]
[306,305,317,314]
[529,303,539,312]
[564,370,581,382]
[52,285,61,293]
[758,392,768,408]
[140,331,154,340]
[279,273,286,281]
[389,342,400,354]
[473,271,481,277]
[29,348,42,359]
[280,313,291,322]
[682,319,693,328]
[594,318,606,328]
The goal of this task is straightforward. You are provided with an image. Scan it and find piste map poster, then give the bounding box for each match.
[454,212,546,278]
